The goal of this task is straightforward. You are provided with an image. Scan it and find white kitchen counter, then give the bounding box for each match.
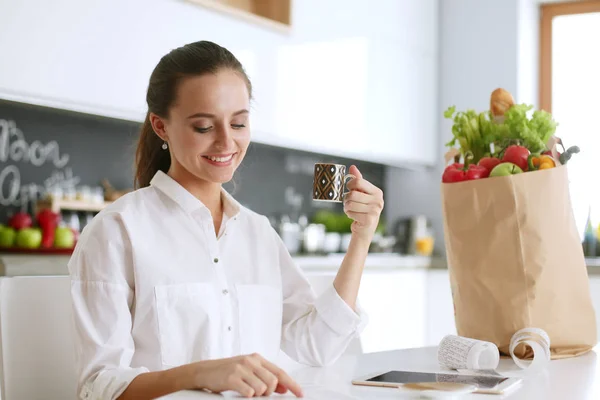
[162,345,600,399]
[0,253,433,277]
[0,254,72,276]
[4,253,600,277]
[293,253,432,271]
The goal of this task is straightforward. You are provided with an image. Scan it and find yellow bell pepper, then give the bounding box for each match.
[528,154,555,171]
[539,155,555,170]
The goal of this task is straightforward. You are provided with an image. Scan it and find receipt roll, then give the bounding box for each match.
[438,335,500,370]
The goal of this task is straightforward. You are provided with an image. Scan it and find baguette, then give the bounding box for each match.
[490,88,515,118]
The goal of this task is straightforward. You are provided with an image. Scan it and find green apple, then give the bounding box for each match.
[16,228,42,249]
[0,226,16,247]
[490,162,524,177]
[54,226,75,249]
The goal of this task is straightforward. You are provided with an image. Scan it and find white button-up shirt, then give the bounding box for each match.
[68,171,367,400]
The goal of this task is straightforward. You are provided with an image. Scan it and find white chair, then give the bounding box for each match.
[0,276,78,400]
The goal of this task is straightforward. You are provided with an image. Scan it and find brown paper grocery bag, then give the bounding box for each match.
[441,165,597,359]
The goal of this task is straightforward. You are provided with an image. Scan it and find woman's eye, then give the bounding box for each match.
[231,124,246,129]
[194,126,212,133]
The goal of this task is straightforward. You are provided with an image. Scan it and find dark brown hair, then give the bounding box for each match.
[134,41,252,188]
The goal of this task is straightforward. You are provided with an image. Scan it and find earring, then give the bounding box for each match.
[161,141,168,150]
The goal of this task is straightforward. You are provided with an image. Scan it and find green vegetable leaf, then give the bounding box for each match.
[444,106,456,119]
[443,107,497,164]
[502,105,558,152]
[443,102,559,160]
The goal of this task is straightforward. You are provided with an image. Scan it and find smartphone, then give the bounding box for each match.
[352,370,522,394]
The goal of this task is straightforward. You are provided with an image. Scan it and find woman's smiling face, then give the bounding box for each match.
[157,69,251,184]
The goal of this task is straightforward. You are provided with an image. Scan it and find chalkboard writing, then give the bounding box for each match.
[0,118,80,211]
[0,100,140,223]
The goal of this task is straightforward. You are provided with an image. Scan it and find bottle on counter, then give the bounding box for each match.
[596,223,600,257]
[278,215,302,255]
[583,206,596,257]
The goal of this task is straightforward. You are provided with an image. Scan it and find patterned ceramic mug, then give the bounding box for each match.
[312,163,356,202]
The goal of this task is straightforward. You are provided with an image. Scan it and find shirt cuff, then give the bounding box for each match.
[81,366,149,400]
[314,284,369,337]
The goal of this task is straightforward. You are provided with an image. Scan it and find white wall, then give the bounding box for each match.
[440,0,520,146]
[518,0,541,108]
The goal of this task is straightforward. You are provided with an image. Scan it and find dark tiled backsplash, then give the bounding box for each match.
[0,100,385,224]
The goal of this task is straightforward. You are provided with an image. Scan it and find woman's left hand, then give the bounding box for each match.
[343,165,385,243]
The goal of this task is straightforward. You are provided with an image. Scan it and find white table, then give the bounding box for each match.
[161,346,600,399]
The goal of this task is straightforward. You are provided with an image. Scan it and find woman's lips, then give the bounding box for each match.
[201,153,236,166]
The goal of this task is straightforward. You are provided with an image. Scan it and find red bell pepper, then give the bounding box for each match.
[37,209,60,249]
[442,163,489,183]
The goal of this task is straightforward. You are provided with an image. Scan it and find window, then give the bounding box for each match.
[540,0,600,236]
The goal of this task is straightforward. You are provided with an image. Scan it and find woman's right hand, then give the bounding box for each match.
[184,353,304,398]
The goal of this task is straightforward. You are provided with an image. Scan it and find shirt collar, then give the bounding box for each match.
[150,170,241,218]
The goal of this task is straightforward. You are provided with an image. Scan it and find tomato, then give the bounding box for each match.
[502,145,530,171]
[466,164,490,179]
[478,157,502,173]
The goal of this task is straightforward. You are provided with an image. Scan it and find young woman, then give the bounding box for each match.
[69,41,384,400]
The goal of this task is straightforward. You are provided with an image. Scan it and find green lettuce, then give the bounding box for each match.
[503,104,557,153]
[444,103,558,163]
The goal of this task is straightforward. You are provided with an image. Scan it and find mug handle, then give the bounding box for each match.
[342,173,356,199]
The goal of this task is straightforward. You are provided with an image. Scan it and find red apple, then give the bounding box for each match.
[8,212,32,230]
[478,157,502,173]
[502,145,530,171]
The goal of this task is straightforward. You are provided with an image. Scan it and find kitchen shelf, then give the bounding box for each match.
[36,199,112,214]
[185,0,291,33]
[0,247,74,255]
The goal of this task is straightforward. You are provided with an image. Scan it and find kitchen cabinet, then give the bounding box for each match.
[307,269,600,354]
[267,0,439,166]
[185,0,292,30]
[365,38,437,165]
[0,0,284,125]
[0,0,438,166]
[306,269,430,354]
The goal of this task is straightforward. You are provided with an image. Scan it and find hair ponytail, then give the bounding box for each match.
[134,113,171,188]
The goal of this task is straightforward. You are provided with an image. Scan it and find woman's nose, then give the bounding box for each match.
[214,125,233,149]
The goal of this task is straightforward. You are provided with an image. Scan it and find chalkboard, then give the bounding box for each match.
[0,99,385,225]
[0,100,140,222]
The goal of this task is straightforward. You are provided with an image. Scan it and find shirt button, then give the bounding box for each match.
[213,258,219,263]
[228,326,232,331]
[222,289,229,295]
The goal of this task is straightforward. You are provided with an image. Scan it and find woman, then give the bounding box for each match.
[69,41,384,400]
